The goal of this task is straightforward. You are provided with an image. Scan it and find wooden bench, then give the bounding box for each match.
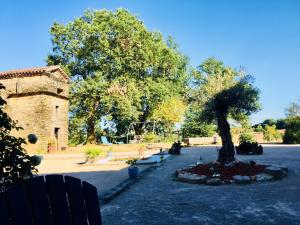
[0,175,102,225]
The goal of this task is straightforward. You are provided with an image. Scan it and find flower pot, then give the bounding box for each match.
[128,166,139,178]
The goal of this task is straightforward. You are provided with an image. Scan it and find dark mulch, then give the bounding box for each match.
[185,161,266,181]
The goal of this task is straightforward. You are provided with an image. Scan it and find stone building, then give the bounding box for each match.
[0,66,69,152]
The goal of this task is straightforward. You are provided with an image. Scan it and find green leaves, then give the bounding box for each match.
[0,83,37,192]
[48,9,188,143]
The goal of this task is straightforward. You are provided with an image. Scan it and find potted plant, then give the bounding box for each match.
[126,158,139,178]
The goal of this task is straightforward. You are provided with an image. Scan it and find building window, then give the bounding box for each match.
[55,106,59,116]
[57,88,63,94]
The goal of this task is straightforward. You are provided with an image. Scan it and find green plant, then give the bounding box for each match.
[27,134,38,144]
[236,141,263,155]
[84,147,106,163]
[125,157,138,166]
[36,149,47,154]
[143,133,158,143]
[239,133,254,143]
[263,125,281,141]
[0,83,38,192]
[30,155,43,166]
[283,116,300,144]
[47,138,56,146]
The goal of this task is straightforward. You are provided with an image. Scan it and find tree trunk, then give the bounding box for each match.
[217,113,235,162]
[86,117,96,144]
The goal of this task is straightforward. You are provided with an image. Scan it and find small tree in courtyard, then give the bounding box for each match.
[202,76,260,162]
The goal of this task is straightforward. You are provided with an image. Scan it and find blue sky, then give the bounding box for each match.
[1,0,299,124]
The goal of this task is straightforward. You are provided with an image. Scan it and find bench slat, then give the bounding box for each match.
[65,176,88,225]
[6,184,34,225]
[46,175,72,225]
[83,181,102,225]
[25,176,54,225]
[0,195,11,225]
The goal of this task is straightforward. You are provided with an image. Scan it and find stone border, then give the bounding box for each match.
[99,155,176,204]
[176,163,288,185]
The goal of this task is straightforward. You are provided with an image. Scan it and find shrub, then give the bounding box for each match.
[0,83,38,192]
[263,125,281,141]
[125,157,138,166]
[283,116,300,144]
[27,134,38,144]
[239,133,254,143]
[84,147,106,163]
[143,133,158,143]
[236,141,263,155]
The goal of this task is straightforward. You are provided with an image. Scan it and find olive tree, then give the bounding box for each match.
[203,76,260,162]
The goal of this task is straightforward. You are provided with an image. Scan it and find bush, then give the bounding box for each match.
[84,147,106,163]
[0,83,38,192]
[236,141,263,155]
[263,125,281,141]
[125,158,138,166]
[143,133,158,143]
[239,133,254,143]
[283,116,300,144]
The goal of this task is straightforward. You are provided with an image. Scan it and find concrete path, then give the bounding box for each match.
[38,158,151,196]
[101,146,300,225]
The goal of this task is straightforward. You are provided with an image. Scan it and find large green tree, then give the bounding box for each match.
[47,9,188,143]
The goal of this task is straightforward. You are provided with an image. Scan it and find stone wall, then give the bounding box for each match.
[0,70,69,153]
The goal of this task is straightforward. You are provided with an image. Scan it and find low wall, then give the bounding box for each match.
[183,136,221,146]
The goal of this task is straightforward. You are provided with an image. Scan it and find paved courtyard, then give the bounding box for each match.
[101,146,300,225]
[37,150,158,195]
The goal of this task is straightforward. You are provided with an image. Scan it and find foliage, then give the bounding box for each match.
[47,138,57,146]
[253,118,286,130]
[239,133,254,143]
[125,157,138,166]
[48,9,188,143]
[285,101,300,117]
[27,134,38,144]
[254,124,264,132]
[201,66,260,162]
[151,96,186,133]
[84,147,106,163]
[275,119,286,130]
[0,84,37,192]
[236,141,263,155]
[30,155,43,166]
[143,133,158,143]
[263,125,281,141]
[181,105,216,138]
[283,116,300,144]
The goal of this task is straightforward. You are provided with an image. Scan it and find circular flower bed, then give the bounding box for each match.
[176,161,288,185]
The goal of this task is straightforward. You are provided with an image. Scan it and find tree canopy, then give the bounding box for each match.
[285,101,300,118]
[188,58,260,162]
[47,9,188,143]
[203,76,260,162]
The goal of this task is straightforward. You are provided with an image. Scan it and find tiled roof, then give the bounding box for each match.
[0,65,69,80]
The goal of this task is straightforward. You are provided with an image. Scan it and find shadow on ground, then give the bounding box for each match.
[101,146,300,225]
